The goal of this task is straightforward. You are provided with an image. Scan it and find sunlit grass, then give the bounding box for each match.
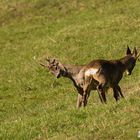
[0,0,140,139]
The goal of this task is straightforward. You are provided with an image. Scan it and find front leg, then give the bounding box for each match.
[82,76,93,107]
[97,84,107,103]
[82,91,88,107]
[76,90,88,107]
[77,94,83,108]
[117,85,124,98]
[113,86,120,101]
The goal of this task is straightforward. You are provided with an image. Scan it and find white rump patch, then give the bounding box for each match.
[85,68,99,76]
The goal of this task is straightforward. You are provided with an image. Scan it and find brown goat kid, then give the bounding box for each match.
[81,47,139,106]
[39,59,98,108]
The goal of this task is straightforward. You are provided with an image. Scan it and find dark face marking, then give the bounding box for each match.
[48,63,62,78]
[126,57,136,75]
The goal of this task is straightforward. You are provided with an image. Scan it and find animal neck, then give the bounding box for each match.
[61,64,84,86]
[61,64,78,78]
[119,55,131,72]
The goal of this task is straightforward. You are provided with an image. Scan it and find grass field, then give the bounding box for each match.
[0,0,140,139]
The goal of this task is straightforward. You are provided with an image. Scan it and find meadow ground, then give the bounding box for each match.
[0,0,140,139]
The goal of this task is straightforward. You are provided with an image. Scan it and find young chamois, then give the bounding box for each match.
[81,47,139,106]
[39,58,98,108]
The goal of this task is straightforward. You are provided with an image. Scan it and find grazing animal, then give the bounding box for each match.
[81,47,139,106]
[39,58,98,107]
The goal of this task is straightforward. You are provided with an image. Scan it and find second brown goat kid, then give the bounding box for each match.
[80,47,139,106]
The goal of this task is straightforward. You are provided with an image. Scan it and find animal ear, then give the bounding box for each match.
[46,57,51,64]
[40,57,53,68]
[39,61,48,68]
[132,47,138,58]
[126,46,131,55]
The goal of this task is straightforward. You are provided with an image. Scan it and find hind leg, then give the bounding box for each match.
[97,83,107,103]
[94,74,108,103]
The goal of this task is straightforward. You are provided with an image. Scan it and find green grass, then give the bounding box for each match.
[0,0,140,139]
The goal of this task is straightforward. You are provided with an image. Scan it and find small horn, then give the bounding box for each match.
[46,57,50,63]
[52,59,55,63]
[133,47,138,56]
[39,62,48,67]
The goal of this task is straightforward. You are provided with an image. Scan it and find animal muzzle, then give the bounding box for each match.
[126,70,131,75]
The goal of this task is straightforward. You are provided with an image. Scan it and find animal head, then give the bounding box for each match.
[125,46,139,75]
[40,58,66,78]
